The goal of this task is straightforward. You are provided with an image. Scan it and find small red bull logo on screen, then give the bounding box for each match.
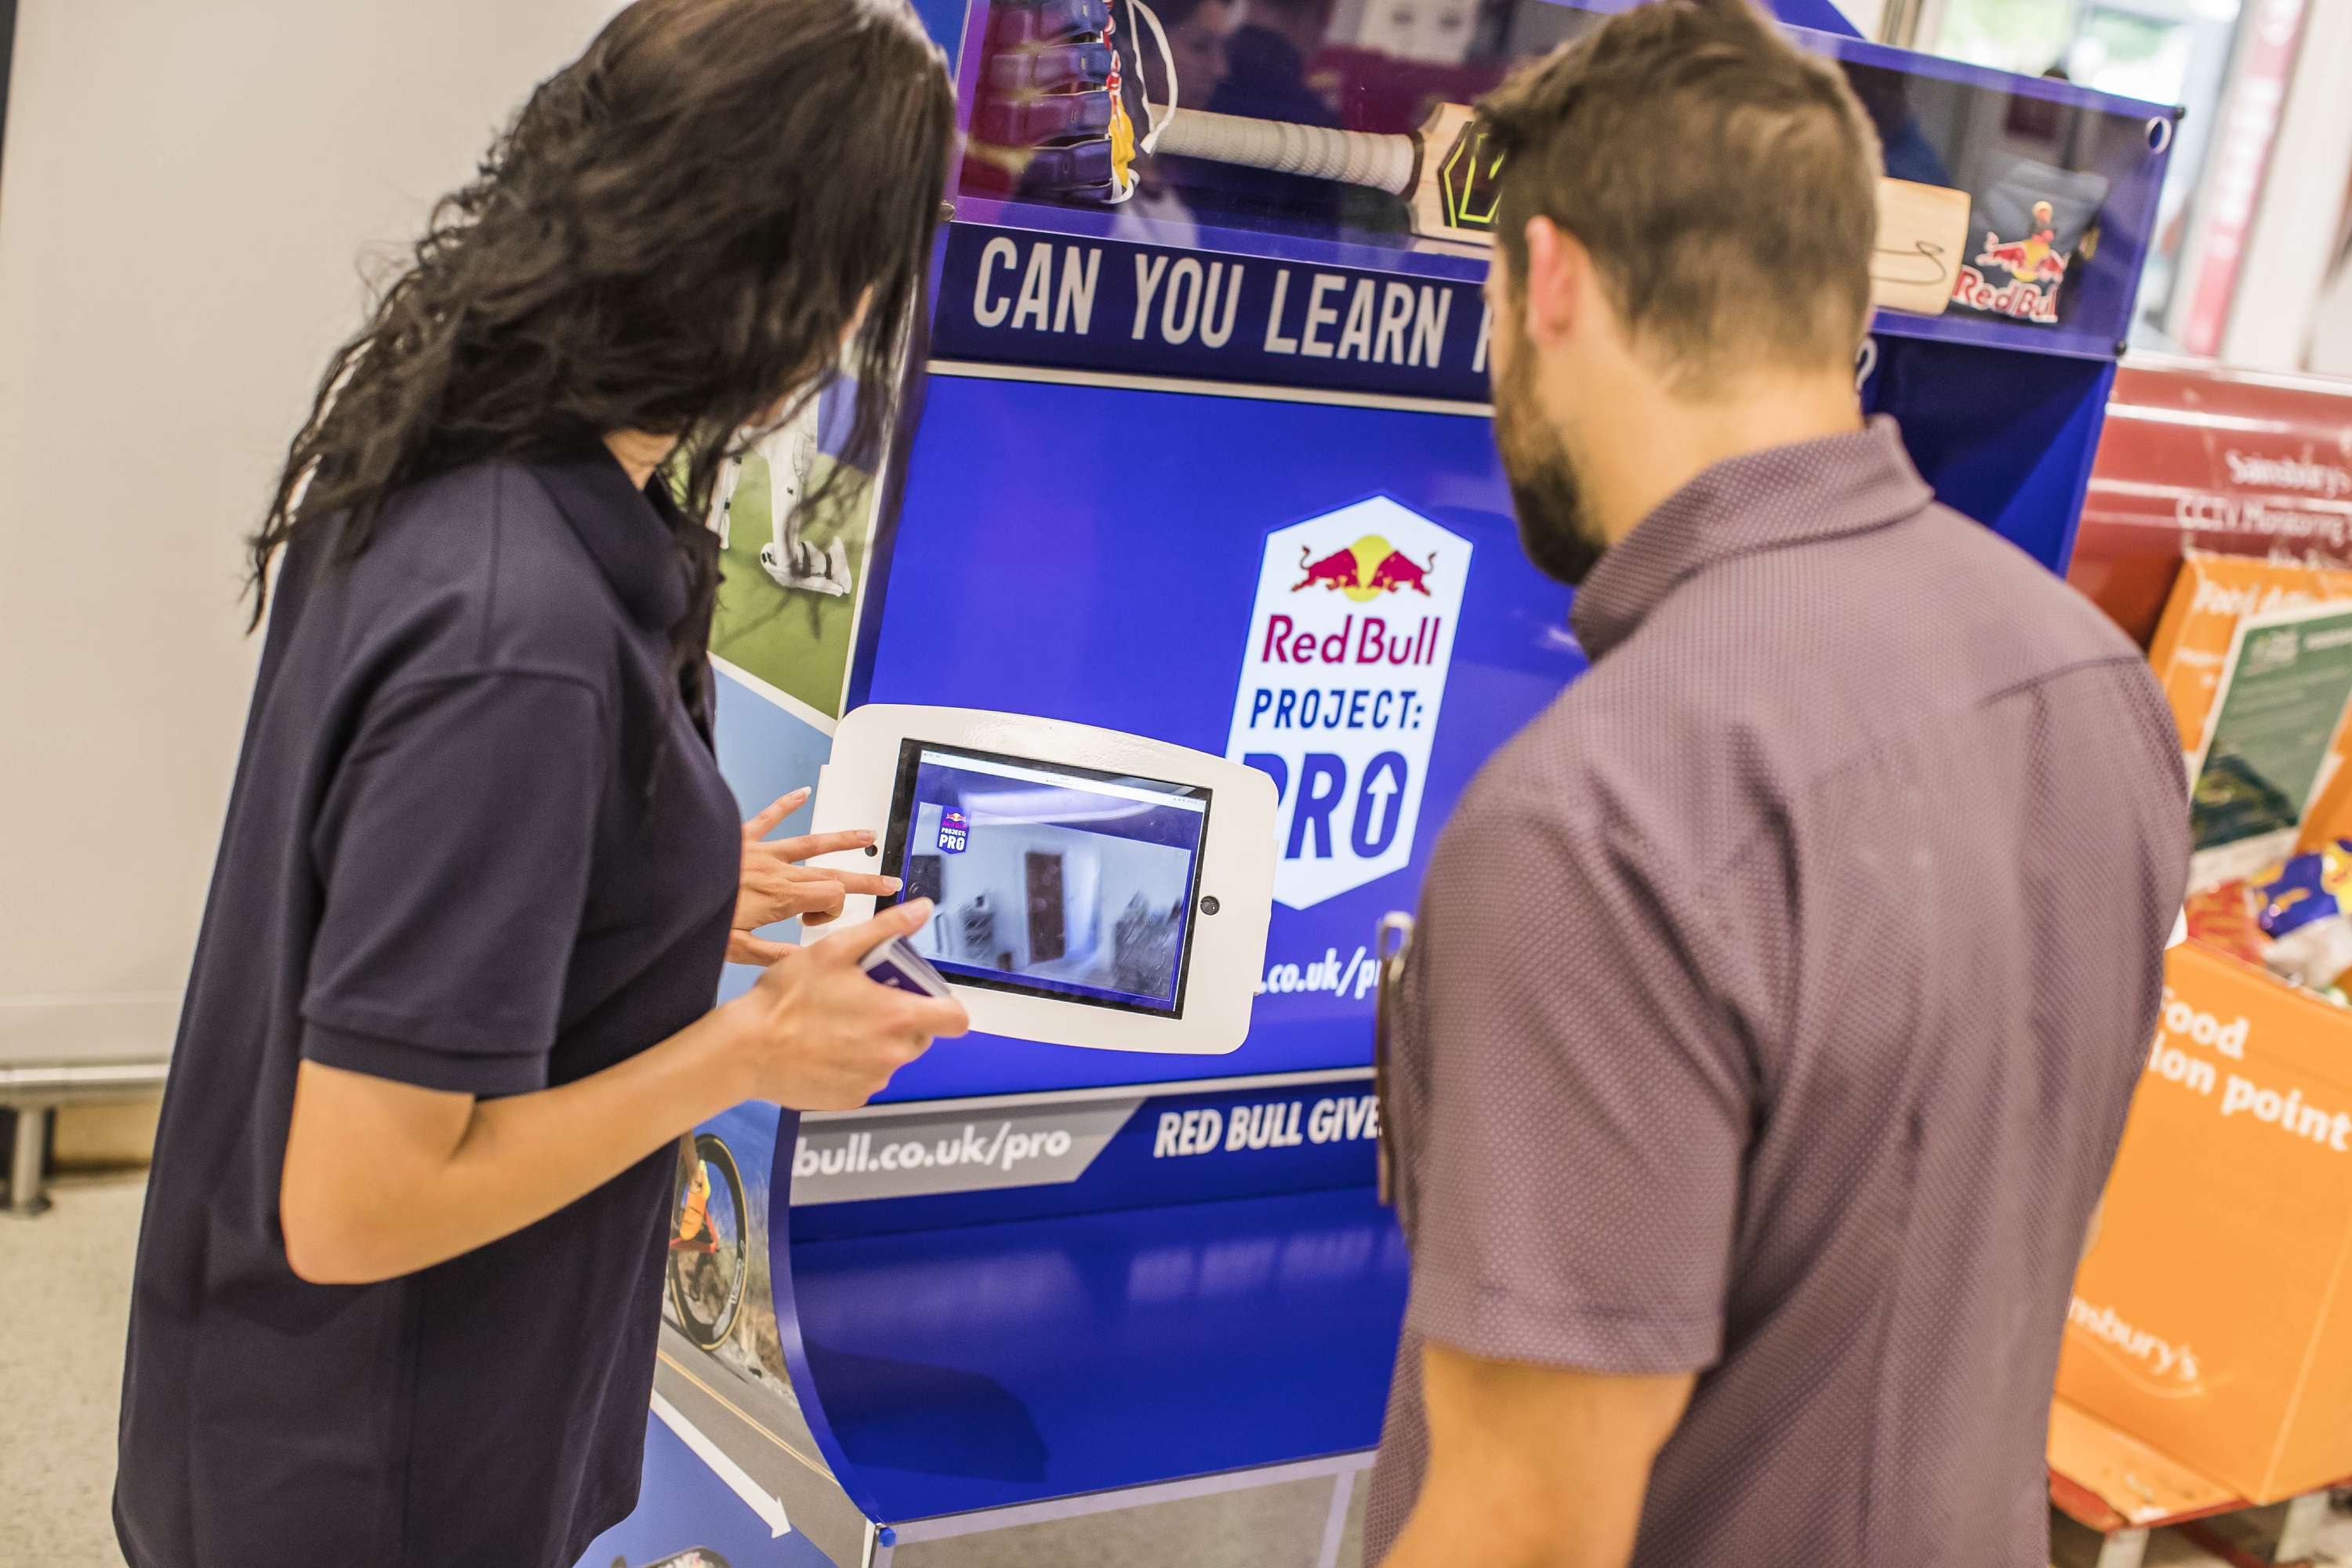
[937,809,969,854]
[1290,534,1439,601]
[1951,200,2070,325]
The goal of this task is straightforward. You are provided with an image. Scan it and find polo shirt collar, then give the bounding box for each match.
[1569,416,1933,661]
[533,445,703,633]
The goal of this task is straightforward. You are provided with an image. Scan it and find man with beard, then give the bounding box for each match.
[1366,3,2189,1566]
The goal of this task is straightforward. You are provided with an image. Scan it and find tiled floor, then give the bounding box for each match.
[2053,1504,2352,1566]
[2,1174,145,1567]
[4,1171,2345,1568]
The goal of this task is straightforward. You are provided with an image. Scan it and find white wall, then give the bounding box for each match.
[2219,0,2352,372]
[0,1,613,1065]
[1832,0,1890,42]
[2312,249,2352,376]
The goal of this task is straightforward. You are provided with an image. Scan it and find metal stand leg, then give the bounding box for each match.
[862,1520,895,1568]
[2274,1490,2330,1562]
[6,1106,52,1217]
[1316,1468,1357,1568]
[2092,1527,2150,1568]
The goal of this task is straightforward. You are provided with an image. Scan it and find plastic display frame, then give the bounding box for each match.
[808,703,1277,1054]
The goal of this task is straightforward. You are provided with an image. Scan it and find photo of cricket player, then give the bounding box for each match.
[705,383,880,719]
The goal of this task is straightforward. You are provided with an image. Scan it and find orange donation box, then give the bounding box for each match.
[2059,940,2352,1502]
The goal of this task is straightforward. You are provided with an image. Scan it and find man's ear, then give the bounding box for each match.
[1519,216,1581,351]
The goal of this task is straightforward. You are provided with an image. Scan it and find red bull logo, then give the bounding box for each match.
[1290,533,1439,601]
[1951,200,2070,325]
[1233,498,1472,909]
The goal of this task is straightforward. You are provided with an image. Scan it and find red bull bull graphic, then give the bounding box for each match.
[1367,548,1436,596]
[1951,199,2071,325]
[1294,546,1363,592]
[1229,499,1472,909]
[1291,535,1441,598]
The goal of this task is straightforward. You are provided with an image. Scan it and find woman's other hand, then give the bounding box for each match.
[730,899,968,1110]
[731,787,902,964]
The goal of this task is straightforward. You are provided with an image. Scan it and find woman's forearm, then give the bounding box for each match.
[282,906,960,1286]
[281,1004,757,1285]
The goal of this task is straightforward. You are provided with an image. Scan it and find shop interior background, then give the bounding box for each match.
[7,0,2352,1564]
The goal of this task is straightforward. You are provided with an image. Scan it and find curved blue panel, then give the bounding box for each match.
[786,1186,1409,1523]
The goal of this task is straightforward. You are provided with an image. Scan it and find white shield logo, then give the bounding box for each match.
[1225,498,1471,909]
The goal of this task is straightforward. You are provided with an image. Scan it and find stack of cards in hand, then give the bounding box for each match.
[859,935,953,999]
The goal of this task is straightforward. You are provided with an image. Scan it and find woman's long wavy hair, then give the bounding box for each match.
[248,0,956,662]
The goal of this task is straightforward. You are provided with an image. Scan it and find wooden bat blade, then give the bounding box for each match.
[1871,178,1972,317]
[1410,103,1501,248]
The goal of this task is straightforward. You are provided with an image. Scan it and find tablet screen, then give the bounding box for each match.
[881,741,1212,1016]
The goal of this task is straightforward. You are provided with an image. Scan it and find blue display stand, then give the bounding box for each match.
[604,5,2176,1563]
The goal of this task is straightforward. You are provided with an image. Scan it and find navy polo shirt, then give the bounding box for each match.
[116,451,742,1568]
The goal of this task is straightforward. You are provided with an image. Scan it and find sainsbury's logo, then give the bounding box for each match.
[2068,1297,2204,1392]
[2225,448,2352,499]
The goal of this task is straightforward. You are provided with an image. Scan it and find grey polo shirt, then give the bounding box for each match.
[1366,419,2189,1567]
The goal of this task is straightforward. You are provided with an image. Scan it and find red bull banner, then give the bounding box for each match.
[1224,497,1473,909]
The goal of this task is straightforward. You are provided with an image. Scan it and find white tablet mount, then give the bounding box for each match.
[808,706,1277,1054]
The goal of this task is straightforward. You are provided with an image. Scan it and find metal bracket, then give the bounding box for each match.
[5,1106,52,1218]
[2092,1526,2150,1568]
[1316,1468,1358,1568]
[2274,1490,2331,1562]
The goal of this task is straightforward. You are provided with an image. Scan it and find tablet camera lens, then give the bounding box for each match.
[1199,895,1220,916]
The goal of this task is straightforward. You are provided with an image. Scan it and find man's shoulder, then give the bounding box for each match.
[1608,499,2152,750]
[1478,503,2167,873]
[1500,619,1783,821]
[1444,674,1690,868]
[1913,498,2147,657]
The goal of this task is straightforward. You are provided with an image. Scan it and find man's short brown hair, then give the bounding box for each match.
[1479,0,1882,384]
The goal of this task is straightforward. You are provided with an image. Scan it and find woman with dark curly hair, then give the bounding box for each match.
[113,3,964,1563]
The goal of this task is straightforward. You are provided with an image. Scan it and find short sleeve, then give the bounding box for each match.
[1402,781,1752,1376]
[299,671,610,1097]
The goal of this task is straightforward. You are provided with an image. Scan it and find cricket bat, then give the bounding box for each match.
[1148,104,1969,315]
[1151,102,1494,251]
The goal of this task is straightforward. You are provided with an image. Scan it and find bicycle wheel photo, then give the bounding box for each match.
[667,1133,750,1353]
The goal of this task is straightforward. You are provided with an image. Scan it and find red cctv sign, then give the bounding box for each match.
[2068,358,2352,645]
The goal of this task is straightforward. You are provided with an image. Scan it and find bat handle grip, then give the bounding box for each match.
[1148,108,1417,198]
